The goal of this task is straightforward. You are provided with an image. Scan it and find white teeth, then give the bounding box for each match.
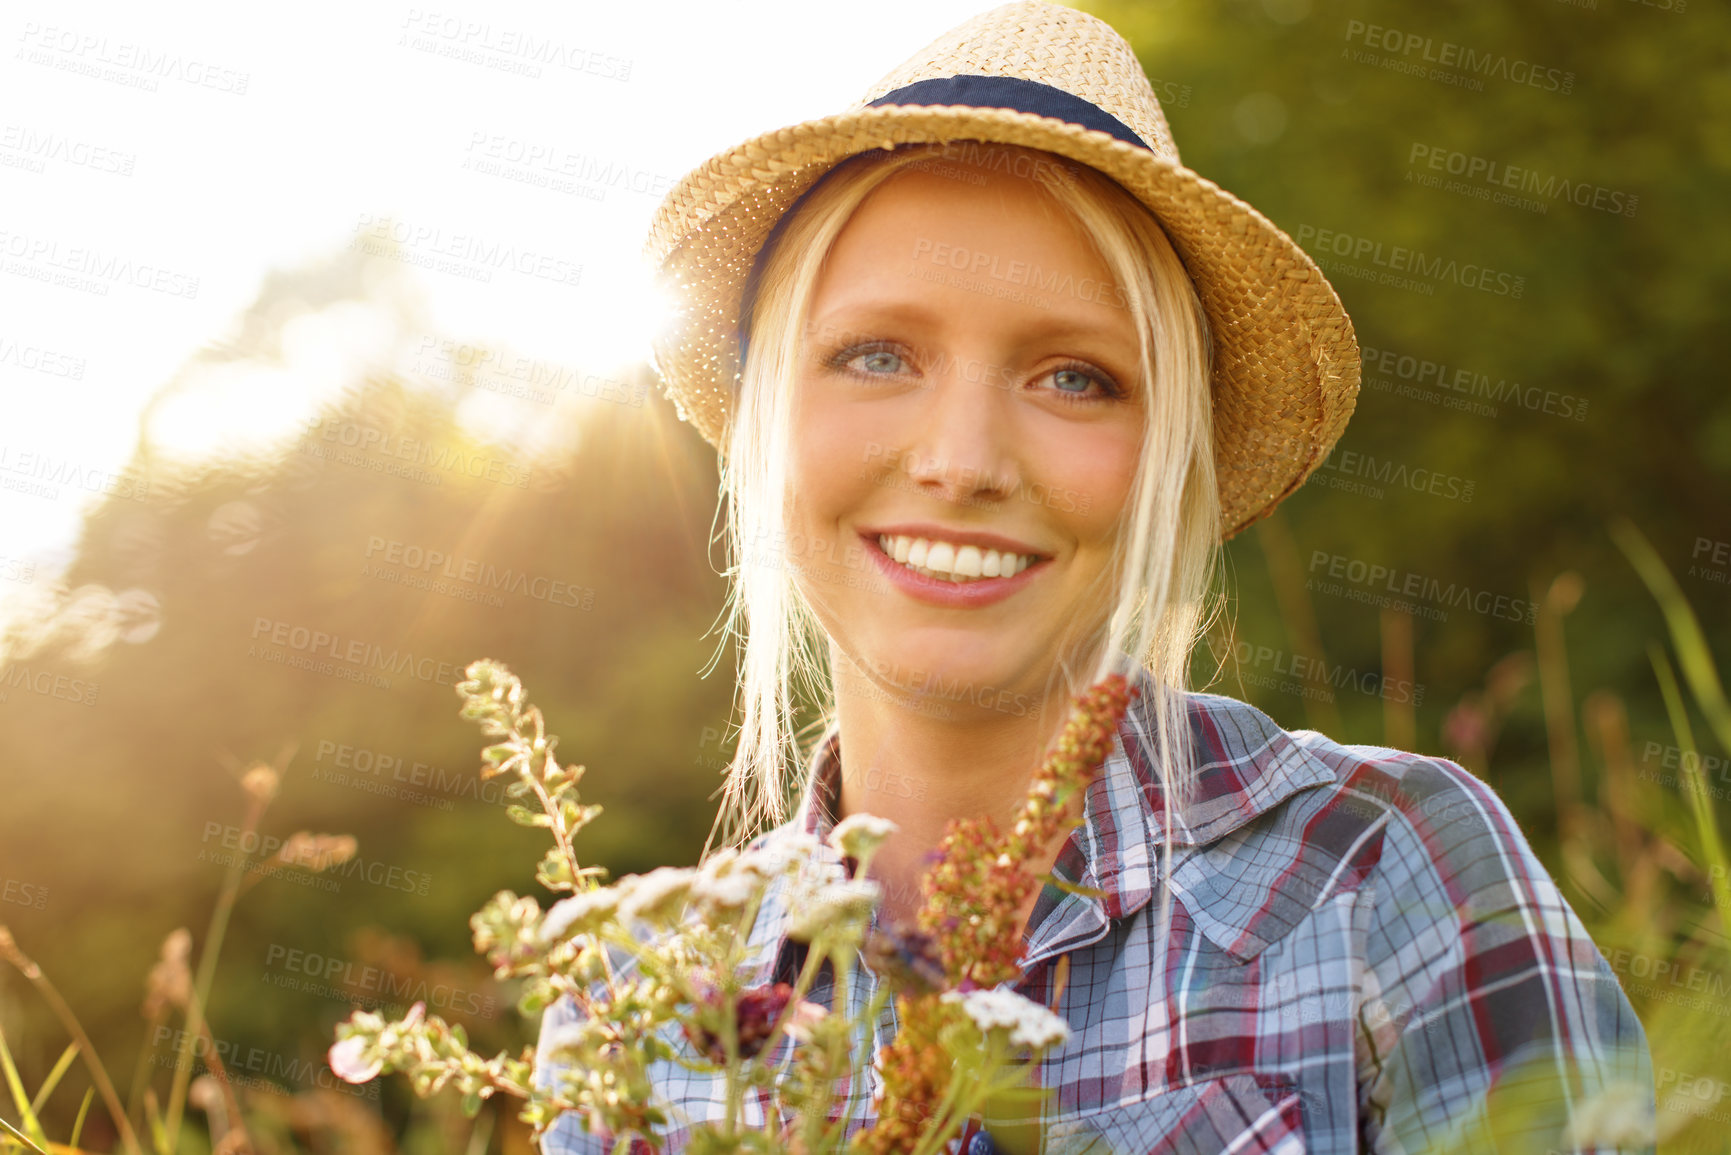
[875,535,1038,583]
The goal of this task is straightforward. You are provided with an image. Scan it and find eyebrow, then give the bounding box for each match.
[807,296,1137,353]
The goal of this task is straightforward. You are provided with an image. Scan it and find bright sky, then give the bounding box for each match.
[0,0,994,643]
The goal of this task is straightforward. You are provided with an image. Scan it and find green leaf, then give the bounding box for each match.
[461,1090,483,1118]
[0,1023,48,1151]
[68,1087,94,1151]
[26,1044,76,1118]
[506,804,552,828]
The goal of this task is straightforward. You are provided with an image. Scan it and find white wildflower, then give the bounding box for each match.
[539,888,620,942]
[941,987,1072,1050]
[688,847,776,911]
[787,876,880,942]
[827,813,898,861]
[690,870,762,910]
[756,832,822,873]
[616,866,697,924]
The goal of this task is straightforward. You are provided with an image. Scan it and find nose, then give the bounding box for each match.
[898,362,1019,506]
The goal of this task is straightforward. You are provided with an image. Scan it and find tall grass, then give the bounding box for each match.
[4,515,1727,1152]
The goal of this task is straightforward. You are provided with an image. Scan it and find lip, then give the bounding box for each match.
[858,523,1050,560]
[858,530,1047,608]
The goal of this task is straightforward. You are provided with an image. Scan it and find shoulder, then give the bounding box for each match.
[1168,692,1581,959]
[1275,721,1559,929]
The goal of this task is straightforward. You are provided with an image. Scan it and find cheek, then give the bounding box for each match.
[1039,424,1141,532]
[787,390,873,517]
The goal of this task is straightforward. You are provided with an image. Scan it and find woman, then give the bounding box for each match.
[539,3,1654,1151]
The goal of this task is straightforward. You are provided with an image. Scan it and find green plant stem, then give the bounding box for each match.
[1533,575,1584,840]
[1254,511,1342,735]
[69,1087,95,1151]
[124,1007,166,1136]
[1647,644,1731,933]
[189,1018,250,1153]
[1380,607,1415,751]
[0,934,142,1155]
[820,982,892,1154]
[908,1032,1000,1155]
[759,939,827,1058]
[0,1022,50,1152]
[1612,518,1731,759]
[717,948,743,1143]
[0,1112,48,1154]
[164,787,269,1151]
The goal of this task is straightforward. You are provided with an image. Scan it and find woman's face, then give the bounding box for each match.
[783,158,1147,707]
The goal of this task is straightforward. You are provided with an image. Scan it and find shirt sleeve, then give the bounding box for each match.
[533,993,610,1155]
[1354,754,1655,1154]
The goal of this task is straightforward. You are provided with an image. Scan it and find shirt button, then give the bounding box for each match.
[966,1130,1000,1155]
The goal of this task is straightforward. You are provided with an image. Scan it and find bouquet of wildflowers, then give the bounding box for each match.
[329,660,1135,1152]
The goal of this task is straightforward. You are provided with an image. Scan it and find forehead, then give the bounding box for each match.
[807,160,1136,348]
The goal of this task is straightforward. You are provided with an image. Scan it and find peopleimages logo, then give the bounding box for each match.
[350,214,582,288]
[198,822,432,896]
[303,417,533,488]
[1306,550,1537,625]
[151,1027,379,1100]
[1293,224,1524,299]
[1316,448,1476,504]
[262,944,497,1019]
[1359,342,1589,423]
[0,228,200,299]
[1407,144,1637,218]
[909,236,1128,310]
[0,662,99,707]
[362,535,594,610]
[1341,21,1575,94]
[248,616,465,690]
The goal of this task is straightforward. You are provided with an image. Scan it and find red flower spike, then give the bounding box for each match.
[851,675,1137,1154]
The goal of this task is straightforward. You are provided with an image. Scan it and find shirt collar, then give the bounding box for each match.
[742,668,1340,981]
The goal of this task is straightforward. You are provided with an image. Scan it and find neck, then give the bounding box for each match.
[827,647,1098,929]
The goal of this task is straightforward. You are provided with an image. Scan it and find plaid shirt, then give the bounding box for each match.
[536,670,1654,1153]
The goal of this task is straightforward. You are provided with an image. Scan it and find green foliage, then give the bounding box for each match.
[1,1,1726,1150]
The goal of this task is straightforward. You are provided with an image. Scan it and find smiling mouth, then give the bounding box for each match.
[871,533,1043,583]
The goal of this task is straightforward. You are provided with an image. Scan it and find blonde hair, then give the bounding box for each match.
[697,142,1222,880]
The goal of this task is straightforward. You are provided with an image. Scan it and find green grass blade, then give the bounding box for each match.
[0,1025,49,1150]
[142,1089,170,1155]
[0,1114,48,1154]
[68,1086,94,1151]
[1611,518,1731,759]
[26,1045,76,1119]
[1647,643,1731,932]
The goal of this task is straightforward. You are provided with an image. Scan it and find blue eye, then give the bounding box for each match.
[853,349,905,374]
[1046,364,1124,403]
[829,342,910,378]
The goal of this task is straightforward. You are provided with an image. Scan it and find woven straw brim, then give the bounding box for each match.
[645,105,1360,542]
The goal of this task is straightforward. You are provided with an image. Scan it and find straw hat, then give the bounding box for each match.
[644,0,1359,541]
